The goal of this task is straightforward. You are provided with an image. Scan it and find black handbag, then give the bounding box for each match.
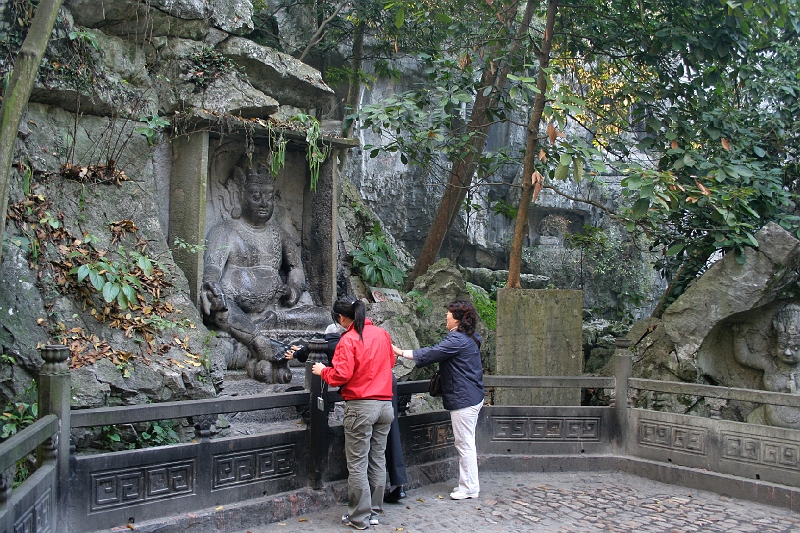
[428,370,443,397]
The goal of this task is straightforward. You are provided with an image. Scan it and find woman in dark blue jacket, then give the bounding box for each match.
[393,300,484,500]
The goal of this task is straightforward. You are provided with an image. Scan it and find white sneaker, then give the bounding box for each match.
[341,515,369,530]
[450,490,479,500]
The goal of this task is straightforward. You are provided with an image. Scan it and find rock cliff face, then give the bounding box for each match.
[0,0,335,408]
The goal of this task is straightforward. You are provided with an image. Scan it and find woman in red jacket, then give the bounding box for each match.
[312,297,395,530]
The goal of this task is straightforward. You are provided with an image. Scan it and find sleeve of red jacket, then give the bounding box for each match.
[320,335,355,386]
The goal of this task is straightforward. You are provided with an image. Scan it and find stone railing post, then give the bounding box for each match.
[37,344,70,531]
[306,338,330,490]
[612,338,633,454]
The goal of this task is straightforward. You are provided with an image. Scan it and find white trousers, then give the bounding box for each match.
[450,400,483,495]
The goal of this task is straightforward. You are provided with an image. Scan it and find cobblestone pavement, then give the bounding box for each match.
[234,471,800,533]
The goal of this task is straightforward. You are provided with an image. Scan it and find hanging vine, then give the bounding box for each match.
[268,123,287,177]
[290,113,329,192]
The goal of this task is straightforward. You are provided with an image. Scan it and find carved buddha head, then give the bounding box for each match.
[773,303,800,366]
[238,164,275,225]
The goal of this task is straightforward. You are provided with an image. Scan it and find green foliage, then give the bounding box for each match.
[11,457,33,488]
[39,211,61,229]
[116,359,132,378]
[466,284,496,331]
[565,226,652,323]
[406,290,432,316]
[172,236,206,254]
[268,127,287,177]
[564,225,608,250]
[67,29,98,50]
[97,420,181,450]
[186,47,239,89]
[138,421,181,447]
[98,425,122,448]
[143,315,195,333]
[70,245,154,310]
[135,114,170,145]
[0,402,38,440]
[290,113,328,192]
[2,233,31,254]
[350,223,406,289]
[490,198,518,220]
[546,0,800,305]
[352,0,800,308]
[356,62,514,178]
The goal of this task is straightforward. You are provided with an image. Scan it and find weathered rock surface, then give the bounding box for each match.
[663,222,800,362]
[461,266,549,291]
[65,0,254,37]
[620,223,800,424]
[2,104,229,408]
[216,36,334,109]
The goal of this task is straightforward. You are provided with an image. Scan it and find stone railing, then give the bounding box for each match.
[0,345,67,532]
[1,340,798,532]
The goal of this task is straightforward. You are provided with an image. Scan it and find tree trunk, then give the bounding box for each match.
[342,21,365,139]
[405,0,535,289]
[506,0,559,288]
[0,0,64,264]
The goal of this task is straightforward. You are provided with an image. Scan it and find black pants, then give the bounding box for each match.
[386,375,408,486]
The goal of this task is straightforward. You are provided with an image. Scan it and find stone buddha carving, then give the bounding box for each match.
[732,302,800,428]
[200,163,305,383]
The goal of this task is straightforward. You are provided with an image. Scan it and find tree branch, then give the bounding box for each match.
[299,0,350,62]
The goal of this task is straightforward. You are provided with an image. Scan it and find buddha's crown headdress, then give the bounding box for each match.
[773,303,800,335]
[243,163,274,188]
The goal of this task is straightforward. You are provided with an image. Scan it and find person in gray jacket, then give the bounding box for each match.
[393,300,484,500]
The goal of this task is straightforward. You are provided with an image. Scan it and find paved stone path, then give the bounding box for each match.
[234,471,800,533]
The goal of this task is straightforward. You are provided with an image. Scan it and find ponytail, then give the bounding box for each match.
[332,296,366,340]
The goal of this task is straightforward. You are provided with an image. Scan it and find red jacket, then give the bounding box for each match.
[320,318,394,401]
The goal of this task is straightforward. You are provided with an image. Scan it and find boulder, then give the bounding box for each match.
[663,222,800,362]
[216,37,334,109]
[368,301,419,379]
[29,14,158,118]
[0,243,49,386]
[70,367,111,408]
[461,266,549,291]
[65,0,253,38]
[153,37,279,117]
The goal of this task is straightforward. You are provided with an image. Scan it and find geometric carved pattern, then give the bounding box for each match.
[409,421,454,451]
[492,417,600,441]
[91,460,194,512]
[637,421,706,455]
[213,445,295,489]
[13,489,52,533]
[722,432,800,471]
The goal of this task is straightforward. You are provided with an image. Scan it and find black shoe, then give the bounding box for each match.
[384,485,406,503]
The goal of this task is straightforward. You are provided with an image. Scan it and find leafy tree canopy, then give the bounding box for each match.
[261,0,799,312]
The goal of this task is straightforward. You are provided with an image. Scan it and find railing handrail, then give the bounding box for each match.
[71,390,309,428]
[629,377,800,408]
[484,375,616,388]
[67,375,800,428]
[0,414,58,472]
